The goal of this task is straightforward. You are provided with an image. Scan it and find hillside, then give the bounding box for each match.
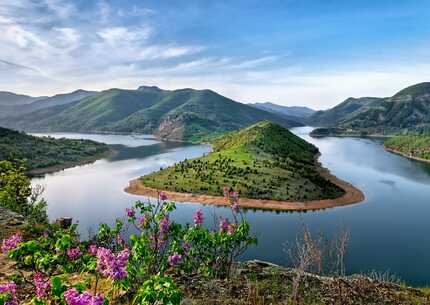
[138,121,345,202]
[308,97,381,126]
[2,87,302,142]
[384,135,430,161]
[311,82,430,136]
[0,127,110,172]
[250,102,315,120]
[0,90,96,119]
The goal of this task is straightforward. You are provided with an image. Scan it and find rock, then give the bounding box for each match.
[55,217,73,229]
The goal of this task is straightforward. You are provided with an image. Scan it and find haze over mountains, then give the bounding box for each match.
[250,102,316,122]
[309,82,430,136]
[0,86,303,142]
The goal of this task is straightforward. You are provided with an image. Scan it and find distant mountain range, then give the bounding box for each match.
[0,86,303,142]
[0,90,97,119]
[309,82,430,136]
[250,102,316,121]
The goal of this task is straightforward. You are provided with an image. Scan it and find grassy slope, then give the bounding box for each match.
[141,121,344,201]
[0,127,109,171]
[384,135,430,160]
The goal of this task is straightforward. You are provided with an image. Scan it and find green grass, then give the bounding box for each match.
[385,134,430,160]
[141,121,344,201]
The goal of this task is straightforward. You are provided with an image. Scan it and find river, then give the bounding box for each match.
[31,128,430,286]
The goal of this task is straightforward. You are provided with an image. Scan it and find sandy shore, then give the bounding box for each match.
[124,165,365,212]
[385,147,430,164]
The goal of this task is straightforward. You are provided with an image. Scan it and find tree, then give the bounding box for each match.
[0,161,47,223]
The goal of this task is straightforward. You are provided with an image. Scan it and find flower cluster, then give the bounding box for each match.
[64,288,104,305]
[159,191,168,201]
[219,217,230,233]
[0,282,18,305]
[1,233,22,254]
[33,272,51,298]
[168,253,182,266]
[126,208,135,218]
[159,216,170,235]
[193,209,203,226]
[67,247,82,260]
[96,247,129,280]
[88,244,98,256]
[223,187,238,212]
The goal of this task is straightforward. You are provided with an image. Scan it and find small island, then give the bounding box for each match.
[126,121,364,211]
[0,127,111,174]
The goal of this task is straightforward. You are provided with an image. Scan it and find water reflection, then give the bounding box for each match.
[32,129,430,285]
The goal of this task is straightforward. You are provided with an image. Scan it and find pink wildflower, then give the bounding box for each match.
[1,233,22,253]
[126,208,135,218]
[138,215,147,227]
[33,272,51,298]
[219,217,230,233]
[159,216,170,235]
[159,192,168,201]
[193,209,203,226]
[168,253,182,266]
[0,282,18,305]
[64,288,104,305]
[88,244,98,256]
[67,247,82,260]
[96,247,129,280]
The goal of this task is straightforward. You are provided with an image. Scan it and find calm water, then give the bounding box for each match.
[32,128,430,286]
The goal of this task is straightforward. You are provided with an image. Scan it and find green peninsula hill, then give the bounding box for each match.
[126,121,364,211]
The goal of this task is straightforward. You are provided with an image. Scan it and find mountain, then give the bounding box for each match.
[0,89,97,119]
[251,102,316,119]
[0,91,44,106]
[139,121,345,201]
[310,82,430,136]
[0,127,109,173]
[308,97,381,126]
[2,87,303,142]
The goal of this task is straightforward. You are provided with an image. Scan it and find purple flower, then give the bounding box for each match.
[42,231,49,238]
[1,233,22,253]
[219,217,230,233]
[0,282,18,305]
[159,192,168,201]
[138,215,147,227]
[33,272,51,298]
[64,288,104,305]
[159,216,170,235]
[126,208,135,218]
[193,209,203,226]
[96,247,129,280]
[168,253,182,266]
[88,244,98,256]
[67,247,82,260]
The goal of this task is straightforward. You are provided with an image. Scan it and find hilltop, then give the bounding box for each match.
[0,127,110,173]
[1,87,302,142]
[127,121,364,210]
[310,82,430,136]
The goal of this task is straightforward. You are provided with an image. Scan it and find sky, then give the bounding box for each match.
[0,0,429,109]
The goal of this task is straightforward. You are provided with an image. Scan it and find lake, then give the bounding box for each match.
[31,128,430,286]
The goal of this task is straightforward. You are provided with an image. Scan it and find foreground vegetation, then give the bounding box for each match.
[0,127,109,172]
[384,135,430,161]
[1,162,429,304]
[141,121,344,202]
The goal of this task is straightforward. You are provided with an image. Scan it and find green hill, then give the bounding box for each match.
[308,97,381,126]
[3,87,302,142]
[384,135,430,161]
[0,127,109,172]
[311,82,430,137]
[140,121,344,201]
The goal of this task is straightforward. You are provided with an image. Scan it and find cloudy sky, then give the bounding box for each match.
[0,0,429,109]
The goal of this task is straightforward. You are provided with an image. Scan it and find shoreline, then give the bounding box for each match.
[28,148,116,176]
[124,162,365,212]
[384,147,430,164]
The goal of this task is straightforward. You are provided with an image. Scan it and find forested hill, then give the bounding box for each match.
[1,86,303,142]
[0,127,109,172]
[140,121,344,202]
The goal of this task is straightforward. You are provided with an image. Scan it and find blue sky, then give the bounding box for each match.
[0,0,429,109]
